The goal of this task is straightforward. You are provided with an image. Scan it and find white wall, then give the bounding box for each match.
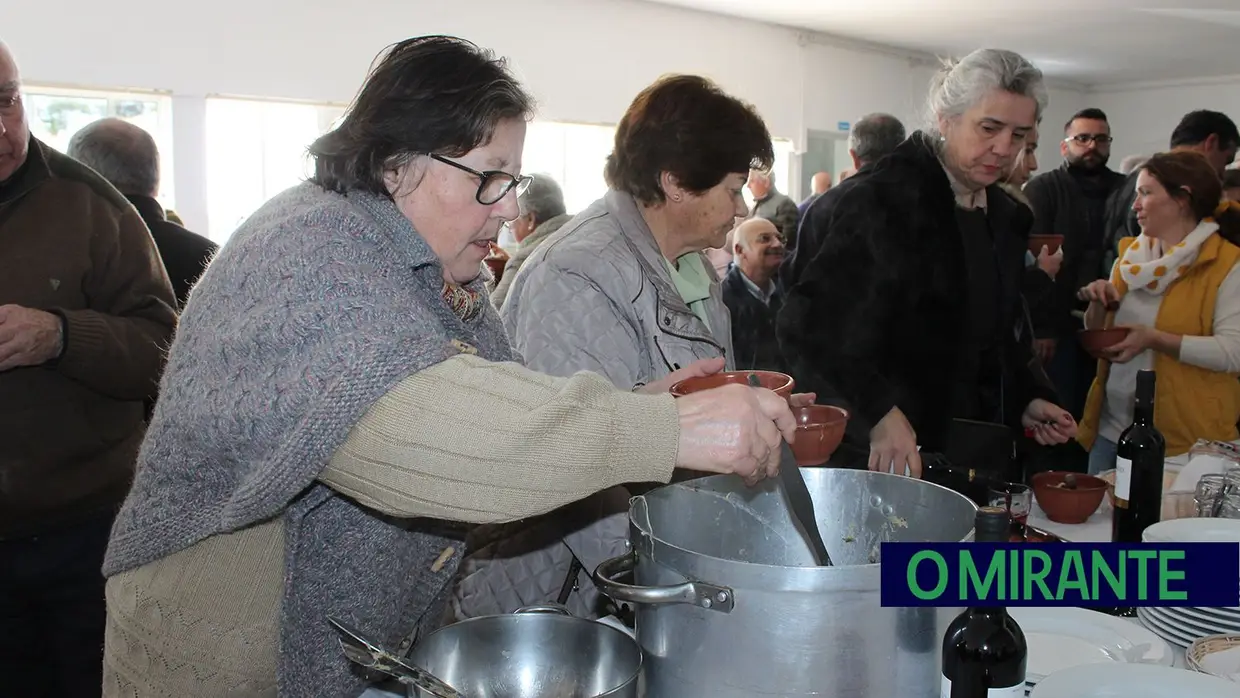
[1092,76,1240,164]
[8,0,1088,232]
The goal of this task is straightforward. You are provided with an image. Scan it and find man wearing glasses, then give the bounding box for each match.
[1023,108,1127,426]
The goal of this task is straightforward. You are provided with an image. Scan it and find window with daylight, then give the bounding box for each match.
[24,85,176,210]
[521,121,616,215]
[204,97,345,243]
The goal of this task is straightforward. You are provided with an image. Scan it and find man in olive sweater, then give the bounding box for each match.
[0,42,177,696]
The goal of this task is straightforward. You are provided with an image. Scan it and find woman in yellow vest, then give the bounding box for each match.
[1078,150,1240,474]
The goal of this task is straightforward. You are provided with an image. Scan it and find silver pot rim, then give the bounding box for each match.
[631,470,978,574]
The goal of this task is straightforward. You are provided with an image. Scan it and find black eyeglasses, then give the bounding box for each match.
[431,154,531,205]
[1066,134,1113,146]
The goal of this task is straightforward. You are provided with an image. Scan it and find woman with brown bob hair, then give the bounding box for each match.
[459,76,804,623]
[1079,150,1240,473]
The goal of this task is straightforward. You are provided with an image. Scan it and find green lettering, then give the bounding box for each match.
[1091,549,1125,600]
[1023,549,1054,600]
[961,549,1004,601]
[908,551,948,600]
[1129,550,1157,600]
[1057,551,1088,600]
[1158,550,1188,601]
[1009,545,1018,601]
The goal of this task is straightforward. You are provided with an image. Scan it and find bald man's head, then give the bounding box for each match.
[732,217,784,281]
[68,117,161,196]
[811,171,832,194]
[734,217,777,248]
[0,41,31,183]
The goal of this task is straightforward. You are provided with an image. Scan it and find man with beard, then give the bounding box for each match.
[722,217,788,372]
[1023,108,1127,420]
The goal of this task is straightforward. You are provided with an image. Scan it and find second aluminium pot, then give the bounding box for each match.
[593,468,978,698]
[405,605,642,698]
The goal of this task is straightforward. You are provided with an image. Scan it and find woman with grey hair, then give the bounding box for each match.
[778,48,1077,482]
[99,36,795,698]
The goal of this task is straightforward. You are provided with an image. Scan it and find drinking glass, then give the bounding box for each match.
[988,483,1032,541]
[1195,474,1227,517]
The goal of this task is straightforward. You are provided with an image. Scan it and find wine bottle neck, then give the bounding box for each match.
[1132,401,1154,426]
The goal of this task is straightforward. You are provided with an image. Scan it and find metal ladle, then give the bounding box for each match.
[328,616,465,698]
[747,373,833,566]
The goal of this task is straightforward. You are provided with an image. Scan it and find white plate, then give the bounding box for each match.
[1142,518,1240,543]
[1030,662,1238,697]
[1185,606,1240,623]
[1010,607,1173,680]
[1153,605,1240,636]
[1138,607,1196,647]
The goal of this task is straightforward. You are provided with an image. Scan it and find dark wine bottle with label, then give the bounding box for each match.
[1112,369,1166,544]
[941,507,1028,698]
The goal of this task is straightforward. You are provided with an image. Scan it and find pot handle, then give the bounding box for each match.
[513,604,573,616]
[592,550,735,613]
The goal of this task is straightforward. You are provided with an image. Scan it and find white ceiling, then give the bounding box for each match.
[645,0,1240,87]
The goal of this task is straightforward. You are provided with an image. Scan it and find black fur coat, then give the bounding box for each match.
[776,133,1058,453]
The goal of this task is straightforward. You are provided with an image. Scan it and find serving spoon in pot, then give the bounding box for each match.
[748,373,833,566]
[328,616,465,698]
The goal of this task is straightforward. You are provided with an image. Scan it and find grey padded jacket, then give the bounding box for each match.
[446,189,733,621]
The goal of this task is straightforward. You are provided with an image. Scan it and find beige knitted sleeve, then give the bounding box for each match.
[319,354,680,524]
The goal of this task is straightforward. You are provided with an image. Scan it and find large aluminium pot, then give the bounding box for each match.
[593,468,978,698]
[405,606,642,698]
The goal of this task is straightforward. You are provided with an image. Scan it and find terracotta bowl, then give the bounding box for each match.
[789,405,850,466]
[1078,327,1131,359]
[669,371,795,400]
[1031,471,1108,524]
[1028,234,1064,256]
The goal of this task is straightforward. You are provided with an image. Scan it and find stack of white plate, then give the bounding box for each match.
[1139,518,1240,648]
[1009,607,1173,695]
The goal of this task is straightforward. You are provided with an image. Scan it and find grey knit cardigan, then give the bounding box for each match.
[103,182,515,696]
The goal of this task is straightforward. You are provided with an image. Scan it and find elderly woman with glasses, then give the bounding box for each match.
[446,75,810,624]
[99,36,795,698]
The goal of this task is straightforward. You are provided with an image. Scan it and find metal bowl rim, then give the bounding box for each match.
[410,612,644,692]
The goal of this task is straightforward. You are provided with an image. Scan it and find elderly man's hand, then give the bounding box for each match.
[0,305,63,371]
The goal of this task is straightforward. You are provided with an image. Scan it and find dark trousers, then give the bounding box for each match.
[0,514,114,697]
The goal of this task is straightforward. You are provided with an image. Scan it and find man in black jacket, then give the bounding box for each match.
[782,112,905,287]
[68,118,218,309]
[1023,108,1126,417]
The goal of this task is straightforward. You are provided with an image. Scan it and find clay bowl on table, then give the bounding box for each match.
[1031,471,1108,524]
[669,371,795,400]
[1078,327,1131,360]
[1028,234,1064,256]
[789,405,850,466]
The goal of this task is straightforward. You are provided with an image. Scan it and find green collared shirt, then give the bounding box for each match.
[663,253,713,332]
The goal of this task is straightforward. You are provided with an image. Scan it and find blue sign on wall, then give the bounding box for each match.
[838,121,851,131]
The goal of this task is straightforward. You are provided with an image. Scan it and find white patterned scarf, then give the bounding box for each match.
[1118,220,1219,295]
